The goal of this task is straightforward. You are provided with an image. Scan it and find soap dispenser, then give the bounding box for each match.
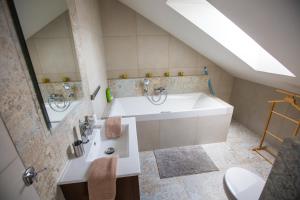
[106,87,113,103]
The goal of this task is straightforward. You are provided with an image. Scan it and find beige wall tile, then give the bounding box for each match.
[206,65,221,87]
[136,121,160,151]
[100,0,136,36]
[26,39,42,74]
[198,54,215,68]
[33,13,70,38]
[215,71,234,102]
[169,37,198,68]
[196,114,232,144]
[218,92,232,103]
[136,114,231,151]
[230,78,300,149]
[138,68,167,77]
[100,0,234,102]
[104,36,138,70]
[169,67,201,77]
[34,38,76,74]
[137,36,169,69]
[160,118,198,148]
[42,72,81,82]
[26,11,80,82]
[107,69,139,79]
[136,14,168,36]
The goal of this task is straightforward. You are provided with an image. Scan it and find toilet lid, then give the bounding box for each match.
[224,167,265,200]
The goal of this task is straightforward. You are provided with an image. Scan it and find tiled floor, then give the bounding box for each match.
[138,121,273,200]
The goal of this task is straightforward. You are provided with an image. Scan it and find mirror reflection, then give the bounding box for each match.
[14,0,82,129]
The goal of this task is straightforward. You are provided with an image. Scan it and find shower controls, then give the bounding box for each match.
[143,79,150,93]
[143,79,168,105]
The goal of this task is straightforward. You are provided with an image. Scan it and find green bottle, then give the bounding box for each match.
[106,87,113,103]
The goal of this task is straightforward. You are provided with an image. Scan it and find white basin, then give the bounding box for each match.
[57,117,140,185]
[86,124,129,162]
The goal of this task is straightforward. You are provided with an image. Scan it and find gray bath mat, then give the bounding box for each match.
[154,146,218,179]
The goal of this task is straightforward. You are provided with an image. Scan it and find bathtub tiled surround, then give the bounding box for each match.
[103,92,233,151]
[137,114,233,151]
[108,75,210,98]
[39,81,83,102]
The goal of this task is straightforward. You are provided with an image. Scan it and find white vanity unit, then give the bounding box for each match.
[57,117,141,200]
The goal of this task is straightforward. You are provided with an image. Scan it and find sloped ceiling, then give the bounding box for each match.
[119,0,300,93]
[14,0,67,39]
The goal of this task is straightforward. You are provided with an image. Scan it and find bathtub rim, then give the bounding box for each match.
[102,93,234,122]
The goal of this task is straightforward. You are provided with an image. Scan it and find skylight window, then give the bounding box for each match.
[167,0,295,77]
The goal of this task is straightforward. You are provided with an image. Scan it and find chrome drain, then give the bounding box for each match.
[104,147,115,155]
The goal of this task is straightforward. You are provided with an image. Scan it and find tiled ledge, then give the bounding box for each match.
[108,75,210,98]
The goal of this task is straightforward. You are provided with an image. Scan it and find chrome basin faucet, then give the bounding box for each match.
[79,116,93,144]
[143,78,150,93]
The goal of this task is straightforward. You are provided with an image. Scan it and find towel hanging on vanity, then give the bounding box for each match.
[105,117,122,139]
[87,156,118,200]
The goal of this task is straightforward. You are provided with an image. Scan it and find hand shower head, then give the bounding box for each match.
[63,83,71,90]
[144,78,150,86]
[143,79,150,93]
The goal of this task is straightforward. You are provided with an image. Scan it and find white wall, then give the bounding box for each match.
[69,0,108,115]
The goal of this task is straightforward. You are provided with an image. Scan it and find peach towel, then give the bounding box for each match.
[105,117,122,139]
[87,157,118,200]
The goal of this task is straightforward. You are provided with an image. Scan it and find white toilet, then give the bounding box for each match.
[224,167,266,200]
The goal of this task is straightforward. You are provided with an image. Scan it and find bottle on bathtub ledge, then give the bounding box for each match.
[202,66,216,96]
[106,87,114,103]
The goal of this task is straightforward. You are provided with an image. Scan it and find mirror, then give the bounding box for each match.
[12,0,82,129]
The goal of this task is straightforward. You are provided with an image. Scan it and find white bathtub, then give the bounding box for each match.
[45,101,79,128]
[104,93,233,151]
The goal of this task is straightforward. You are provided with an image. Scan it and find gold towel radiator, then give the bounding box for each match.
[253,89,300,164]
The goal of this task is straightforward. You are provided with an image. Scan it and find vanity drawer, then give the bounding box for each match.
[60,176,140,200]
